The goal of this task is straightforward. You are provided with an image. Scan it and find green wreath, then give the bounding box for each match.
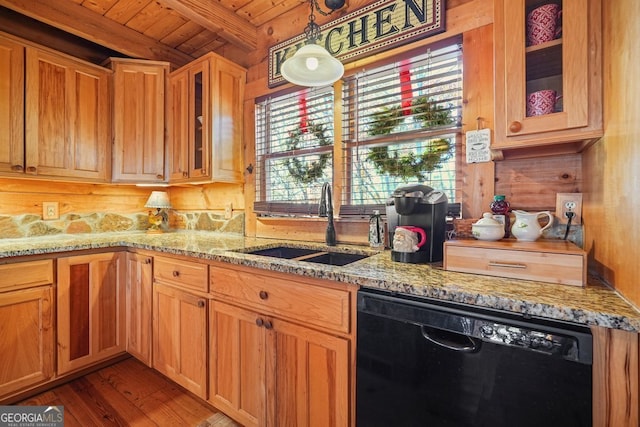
[367,97,455,180]
[284,122,331,185]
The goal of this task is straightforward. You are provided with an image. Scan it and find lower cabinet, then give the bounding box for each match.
[125,253,153,366]
[0,260,54,400]
[152,256,208,399]
[57,252,126,374]
[208,263,354,427]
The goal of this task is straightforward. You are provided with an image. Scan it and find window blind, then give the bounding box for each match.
[340,40,463,216]
[254,87,334,216]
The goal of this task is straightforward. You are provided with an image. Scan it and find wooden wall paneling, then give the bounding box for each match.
[583,0,640,306]
[167,184,245,211]
[459,24,495,220]
[495,154,582,211]
[0,178,156,216]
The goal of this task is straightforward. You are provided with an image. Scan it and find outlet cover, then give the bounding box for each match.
[555,193,582,225]
[224,203,233,219]
[43,202,59,220]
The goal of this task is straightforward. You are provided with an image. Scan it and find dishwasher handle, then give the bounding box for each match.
[420,325,482,353]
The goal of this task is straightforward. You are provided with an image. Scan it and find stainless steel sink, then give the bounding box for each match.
[243,245,370,266]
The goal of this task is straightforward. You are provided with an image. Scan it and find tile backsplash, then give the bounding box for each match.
[0,211,244,239]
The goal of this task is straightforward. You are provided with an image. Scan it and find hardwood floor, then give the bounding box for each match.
[16,357,240,427]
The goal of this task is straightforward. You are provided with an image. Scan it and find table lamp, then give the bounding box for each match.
[144,191,172,234]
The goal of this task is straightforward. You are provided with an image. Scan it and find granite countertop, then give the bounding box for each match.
[1,230,639,333]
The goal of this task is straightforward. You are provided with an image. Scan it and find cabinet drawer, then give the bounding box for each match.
[444,240,586,286]
[210,265,351,333]
[154,256,208,293]
[0,259,54,292]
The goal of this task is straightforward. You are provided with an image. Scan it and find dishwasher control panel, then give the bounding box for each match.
[475,322,578,360]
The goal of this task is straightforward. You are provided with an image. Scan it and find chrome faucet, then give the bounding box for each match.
[318,182,336,246]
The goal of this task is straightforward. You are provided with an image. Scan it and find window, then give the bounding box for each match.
[340,39,463,216]
[254,87,334,216]
[254,38,462,218]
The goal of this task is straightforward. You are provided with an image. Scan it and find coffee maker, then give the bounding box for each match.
[386,184,448,263]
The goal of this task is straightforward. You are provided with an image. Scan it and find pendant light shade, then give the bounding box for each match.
[281,44,344,87]
[280,0,345,87]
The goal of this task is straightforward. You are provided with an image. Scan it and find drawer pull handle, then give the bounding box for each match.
[259,290,268,300]
[144,258,152,264]
[264,320,273,330]
[488,261,527,269]
[256,318,264,327]
[172,270,180,277]
[197,300,205,308]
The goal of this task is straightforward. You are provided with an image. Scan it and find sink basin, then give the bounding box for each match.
[243,245,370,266]
[246,246,320,259]
[302,252,370,266]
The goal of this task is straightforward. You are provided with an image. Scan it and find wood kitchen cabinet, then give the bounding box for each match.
[0,260,54,401]
[125,252,153,366]
[152,256,208,399]
[168,52,245,184]
[208,264,353,427]
[110,58,169,183]
[57,252,126,374]
[0,34,24,175]
[493,0,603,158]
[25,46,111,181]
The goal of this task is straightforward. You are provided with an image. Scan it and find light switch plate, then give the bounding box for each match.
[224,203,233,219]
[43,202,59,220]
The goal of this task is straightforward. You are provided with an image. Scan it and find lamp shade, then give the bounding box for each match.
[144,191,172,209]
[281,44,344,87]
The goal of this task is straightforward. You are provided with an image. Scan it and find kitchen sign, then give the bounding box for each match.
[268,0,445,88]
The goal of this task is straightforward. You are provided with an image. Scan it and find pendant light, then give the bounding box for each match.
[281,0,345,87]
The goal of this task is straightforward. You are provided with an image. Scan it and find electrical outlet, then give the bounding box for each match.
[43,202,59,220]
[555,193,582,225]
[224,202,233,219]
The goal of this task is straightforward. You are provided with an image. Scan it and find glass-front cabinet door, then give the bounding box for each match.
[189,62,210,179]
[493,0,602,154]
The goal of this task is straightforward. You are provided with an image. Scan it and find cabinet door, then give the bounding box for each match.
[57,252,126,374]
[125,253,153,366]
[168,68,190,181]
[112,60,168,183]
[268,318,350,427]
[25,47,111,181]
[210,59,245,183]
[188,60,210,180]
[494,0,602,147]
[153,282,208,398]
[209,301,265,427]
[0,286,54,399]
[0,35,24,175]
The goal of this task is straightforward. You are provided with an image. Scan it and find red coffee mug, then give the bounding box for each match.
[395,226,427,248]
[527,3,562,46]
[526,90,562,116]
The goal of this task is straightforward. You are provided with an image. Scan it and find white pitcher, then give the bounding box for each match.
[511,210,554,242]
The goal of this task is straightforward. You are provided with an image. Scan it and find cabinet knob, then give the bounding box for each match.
[255,318,264,327]
[259,290,268,300]
[144,258,152,264]
[197,300,205,308]
[182,171,188,178]
[509,121,523,133]
[156,173,164,179]
[26,166,37,173]
[172,270,180,277]
[264,320,273,330]
[11,165,23,172]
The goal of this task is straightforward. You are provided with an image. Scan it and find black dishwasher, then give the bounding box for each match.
[356,289,592,427]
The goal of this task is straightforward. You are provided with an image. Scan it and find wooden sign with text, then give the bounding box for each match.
[268,0,445,88]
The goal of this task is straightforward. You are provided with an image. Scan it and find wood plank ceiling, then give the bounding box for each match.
[0,0,306,67]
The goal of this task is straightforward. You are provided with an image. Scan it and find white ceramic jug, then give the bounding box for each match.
[511,210,554,242]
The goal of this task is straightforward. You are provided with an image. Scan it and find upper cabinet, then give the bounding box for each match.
[169,52,246,184]
[493,0,603,158]
[110,58,169,183]
[25,46,111,181]
[0,35,24,175]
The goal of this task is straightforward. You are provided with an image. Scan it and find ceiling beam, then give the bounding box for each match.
[0,0,194,66]
[160,0,258,52]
